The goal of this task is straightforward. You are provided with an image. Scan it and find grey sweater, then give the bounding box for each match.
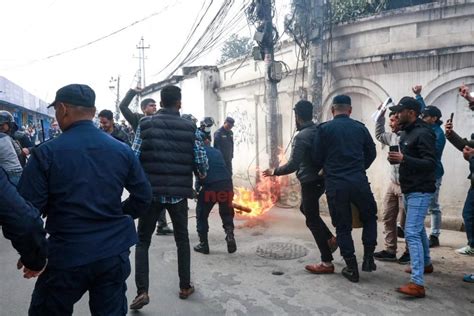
[375,114,400,185]
[0,133,22,173]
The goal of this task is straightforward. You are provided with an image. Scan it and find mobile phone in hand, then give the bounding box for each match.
[389,145,399,152]
[450,112,454,122]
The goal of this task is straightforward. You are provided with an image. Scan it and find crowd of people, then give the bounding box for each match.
[0,80,473,315]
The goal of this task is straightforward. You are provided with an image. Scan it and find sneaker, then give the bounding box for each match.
[305,262,335,274]
[405,264,434,274]
[398,252,410,265]
[463,274,474,283]
[397,225,405,239]
[456,245,474,255]
[429,235,440,248]
[130,292,150,310]
[396,282,425,298]
[193,241,210,254]
[373,250,397,262]
[156,226,174,235]
[327,236,338,254]
[179,285,195,299]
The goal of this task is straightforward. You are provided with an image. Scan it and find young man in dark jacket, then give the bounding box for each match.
[445,84,474,283]
[131,85,208,307]
[98,109,131,146]
[388,97,436,298]
[263,100,337,274]
[119,88,173,235]
[414,85,446,247]
[1,168,48,279]
[194,131,237,255]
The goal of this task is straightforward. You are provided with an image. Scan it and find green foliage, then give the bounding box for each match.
[329,0,387,24]
[218,34,253,64]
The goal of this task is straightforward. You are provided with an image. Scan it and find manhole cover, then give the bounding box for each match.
[256,242,308,260]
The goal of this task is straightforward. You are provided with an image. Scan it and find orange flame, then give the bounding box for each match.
[234,148,288,218]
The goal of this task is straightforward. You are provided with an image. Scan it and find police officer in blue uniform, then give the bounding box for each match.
[1,168,47,279]
[312,95,378,283]
[214,116,234,175]
[18,84,152,316]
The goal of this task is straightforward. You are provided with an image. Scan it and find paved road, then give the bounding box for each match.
[1,204,473,315]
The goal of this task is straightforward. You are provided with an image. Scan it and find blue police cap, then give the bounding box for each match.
[225,117,235,125]
[48,84,96,108]
[333,95,351,106]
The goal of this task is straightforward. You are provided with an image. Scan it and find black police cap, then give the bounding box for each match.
[48,84,96,108]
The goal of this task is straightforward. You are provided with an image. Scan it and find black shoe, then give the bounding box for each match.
[429,235,440,248]
[225,232,237,254]
[193,241,210,254]
[362,253,377,272]
[342,257,359,283]
[397,225,405,239]
[373,250,397,262]
[130,292,150,310]
[398,252,410,265]
[156,226,174,236]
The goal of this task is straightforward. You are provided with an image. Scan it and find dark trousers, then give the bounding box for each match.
[196,189,235,237]
[326,181,378,259]
[29,251,131,316]
[463,188,474,247]
[156,203,168,228]
[300,180,334,262]
[135,198,190,291]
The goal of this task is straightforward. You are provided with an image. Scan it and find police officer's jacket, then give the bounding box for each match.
[398,118,436,194]
[274,121,323,184]
[0,168,47,271]
[139,108,197,198]
[199,145,233,191]
[312,114,376,189]
[214,126,234,164]
[18,120,152,269]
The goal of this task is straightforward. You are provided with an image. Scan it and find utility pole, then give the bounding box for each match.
[136,36,150,89]
[134,36,150,111]
[109,76,121,121]
[309,0,325,122]
[261,0,280,169]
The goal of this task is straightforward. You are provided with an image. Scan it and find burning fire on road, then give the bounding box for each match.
[233,149,289,218]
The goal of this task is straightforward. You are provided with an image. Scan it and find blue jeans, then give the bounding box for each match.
[463,188,474,247]
[405,192,433,286]
[429,178,442,237]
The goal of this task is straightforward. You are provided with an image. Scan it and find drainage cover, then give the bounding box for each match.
[256,242,308,260]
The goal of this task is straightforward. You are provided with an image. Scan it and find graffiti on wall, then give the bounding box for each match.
[227,109,256,146]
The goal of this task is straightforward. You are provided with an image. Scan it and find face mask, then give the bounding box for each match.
[204,126,212,133]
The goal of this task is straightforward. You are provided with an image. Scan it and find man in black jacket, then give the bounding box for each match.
[263,100,337,274]
[98,109,131,145]
[312,95,378,283]
[131,85,208,308]
[214,117,234,175]
[388,97,436,298]
[119,88,173,235]
[1,168,47,279]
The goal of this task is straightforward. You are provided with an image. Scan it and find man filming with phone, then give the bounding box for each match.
[388,96,436,298]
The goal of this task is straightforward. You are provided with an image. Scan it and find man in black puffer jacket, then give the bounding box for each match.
[263,100,337,275]
[131,85,208,308]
